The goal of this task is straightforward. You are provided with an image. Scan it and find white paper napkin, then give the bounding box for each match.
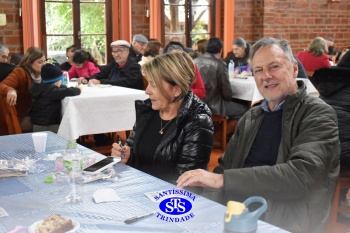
[92,188,120,203]
[46,153,63,161]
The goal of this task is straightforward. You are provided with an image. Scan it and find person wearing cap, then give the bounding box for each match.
[30,63,81,133]
[83,40,143,90]
[129,34,149,62]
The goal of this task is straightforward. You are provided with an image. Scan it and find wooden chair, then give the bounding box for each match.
[327,173,350,233]
[212,115,228,151]
[0,95,22,135]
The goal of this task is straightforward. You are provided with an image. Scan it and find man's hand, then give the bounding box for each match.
[176,169,224,190]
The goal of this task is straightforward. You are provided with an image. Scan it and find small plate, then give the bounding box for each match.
[28,218,80,233]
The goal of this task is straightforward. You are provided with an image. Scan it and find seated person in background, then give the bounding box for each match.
[327,45,339,65]
[129,34,148,63]
[138,41,163,66]
[111,52,213,184]
[337,49,350,67]
[82,40,143,90]
[294,56,308,78]
[169,36,193,53]
[177,38,340,233]
[138,41,163,89]
[324,35,335,47]
[0,47,46,134]
[68,49,100,79]
[195,37,249,120]
[30,64,81,133]
[223,37,250,68]
[164,41,206,99]
[196,38,208,56]
[324,36,348,64]
[295,37,331,72]
[0,45,10,63]
[59,45,78,71]
[0,45,16,82]
[10,52,23,66]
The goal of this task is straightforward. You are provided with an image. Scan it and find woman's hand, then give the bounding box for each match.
[111,142,130,164]
[7,90,17,106]
[88,79,101,86]
[176,169,224,190]
[77,77,88,85]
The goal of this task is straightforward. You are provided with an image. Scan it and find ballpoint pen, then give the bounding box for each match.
[117,135,125,159]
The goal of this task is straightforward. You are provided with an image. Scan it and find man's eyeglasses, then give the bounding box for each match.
[138,42,147,47]
[111,48,127,55]
[1,55,10,60]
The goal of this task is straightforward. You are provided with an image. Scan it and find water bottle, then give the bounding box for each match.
[228,60,235,79]
[63,141,83,203]
[62,71,69,86]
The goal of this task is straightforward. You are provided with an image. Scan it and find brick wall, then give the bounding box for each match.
[0,0,23,54]
[233,0,350,54]
[131,0,150,38]
[1,0,349,56]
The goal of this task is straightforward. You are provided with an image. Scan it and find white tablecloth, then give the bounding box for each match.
[230,77,319,105]
[57,85,148,140]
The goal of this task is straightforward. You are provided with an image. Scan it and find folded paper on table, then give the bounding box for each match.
[92,188,120,203]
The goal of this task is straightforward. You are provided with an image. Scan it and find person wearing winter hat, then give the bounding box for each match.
[30,63,81,133]
[129,34,149,62]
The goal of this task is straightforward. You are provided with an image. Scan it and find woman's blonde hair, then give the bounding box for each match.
[141,51,195,103]
[307,37,328,56]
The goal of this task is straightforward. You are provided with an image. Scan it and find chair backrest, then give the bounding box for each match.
[327,174,350,233]
[0,63,16,82]
[0,94,22,135]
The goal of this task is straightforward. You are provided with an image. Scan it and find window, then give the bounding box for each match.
[163,0,214,47]
[40,0,112,65]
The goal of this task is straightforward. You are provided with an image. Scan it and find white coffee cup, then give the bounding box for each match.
[32,132,48,152]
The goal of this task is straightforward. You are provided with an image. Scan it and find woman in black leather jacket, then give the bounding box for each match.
[111,52,214,183]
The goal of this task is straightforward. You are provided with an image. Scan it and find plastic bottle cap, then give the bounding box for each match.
[67,141,77,147]
[44,176,54,183]
[226,201,246,215]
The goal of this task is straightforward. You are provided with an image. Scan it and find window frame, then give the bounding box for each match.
[162,0,216,47]
[39,0,113,64]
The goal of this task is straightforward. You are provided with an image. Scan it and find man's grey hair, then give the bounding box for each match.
[249,38,296,65]
[0,45,9,54]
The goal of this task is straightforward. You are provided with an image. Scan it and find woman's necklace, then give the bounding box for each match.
[159,119,172,134]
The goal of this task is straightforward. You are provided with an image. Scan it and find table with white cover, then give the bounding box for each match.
[0,132,290,233]
[229,77,319,105]
[57,84,148,140]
